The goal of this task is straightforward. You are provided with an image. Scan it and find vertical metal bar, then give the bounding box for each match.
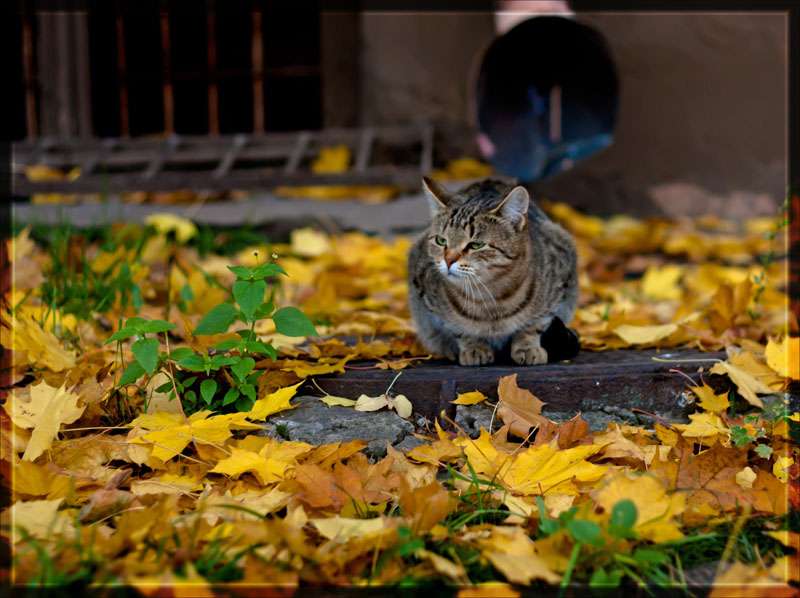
[207,9,219,135]
[22,12,37,138]
[160,11,174,133]
[115,4,130,137]
[251,10,264,134]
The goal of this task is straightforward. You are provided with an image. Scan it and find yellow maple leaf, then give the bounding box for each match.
[475,526,561,584]
[613,323,679,345]
[130,411,259,462]
[765,336,800,380]
[210,438,311,485]
[692,383,730,413]
[310,515,385,542]
[144,212,198,243]
[246,382,302,421]
[290,228,332,257]
[452,390,488,405]
[3,312,76,372]
[672,412,728,446]
[13,461,71,498]
[641,264,683,300]
[773,456,794,483]
[709,360,774,408]
[4,498,73,544]
[282,356,352,378]
[318,395,357,407]
[5,382,86,462]
[592,473,686,542]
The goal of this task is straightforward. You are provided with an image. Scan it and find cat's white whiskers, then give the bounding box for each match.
[470,272,502,319]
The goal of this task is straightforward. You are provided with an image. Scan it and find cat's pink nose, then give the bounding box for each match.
[445,255,457,268]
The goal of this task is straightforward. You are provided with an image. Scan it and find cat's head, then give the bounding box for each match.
[421,177,530,282]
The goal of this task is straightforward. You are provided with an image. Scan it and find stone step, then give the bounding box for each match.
[307,348,731,425]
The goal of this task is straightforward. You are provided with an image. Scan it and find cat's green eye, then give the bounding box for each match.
[434,235,447,246]
[468,241,486,250]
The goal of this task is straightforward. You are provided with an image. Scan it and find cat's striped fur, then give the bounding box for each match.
[407,177,578,366]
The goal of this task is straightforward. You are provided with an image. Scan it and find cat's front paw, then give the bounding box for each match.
[511,344,548,365]
[459,345,494,366]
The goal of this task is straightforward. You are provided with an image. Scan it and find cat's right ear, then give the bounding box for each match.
[422,176,451,215]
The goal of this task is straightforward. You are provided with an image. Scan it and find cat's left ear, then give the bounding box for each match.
[491,186,529,230]
[422,176,452,215]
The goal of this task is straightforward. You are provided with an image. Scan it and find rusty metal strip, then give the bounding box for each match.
[251,11,264,134]
[22,11,37,139]
[284,131,311,174]
[160,11,174,134]
[115,5,129,137]
[142,134,181,180]
[212,134,248,179]
[206,10,218,135]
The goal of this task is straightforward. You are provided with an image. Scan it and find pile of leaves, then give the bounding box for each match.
[1,199,798,595]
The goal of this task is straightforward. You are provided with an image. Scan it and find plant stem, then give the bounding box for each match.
[164,331,191,425]
[559,542,582,598]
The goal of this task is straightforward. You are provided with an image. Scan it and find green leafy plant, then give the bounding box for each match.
[535,497,680,596]
[107,254,317,415]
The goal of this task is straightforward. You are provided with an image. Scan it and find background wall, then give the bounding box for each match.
[355,12,787,217]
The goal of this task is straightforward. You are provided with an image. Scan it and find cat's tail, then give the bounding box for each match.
[541,316,580,362]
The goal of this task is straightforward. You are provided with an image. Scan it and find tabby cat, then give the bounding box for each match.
[407,177,578,366]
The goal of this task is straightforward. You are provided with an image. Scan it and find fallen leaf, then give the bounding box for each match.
[735,467,757,489]
[5,382,86,462]
[452,391,488,405]
[476,526,561,584]
[773,456,794,483]
[310,516,384,542]
[765,336,800,380]
[692,383,731,413]
[709,360,773,407]
[613,323,679,345]
[496,374,549,438]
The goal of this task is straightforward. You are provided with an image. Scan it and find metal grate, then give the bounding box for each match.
[11,122,434,195]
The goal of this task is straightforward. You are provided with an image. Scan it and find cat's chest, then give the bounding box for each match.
[432,279,537,338]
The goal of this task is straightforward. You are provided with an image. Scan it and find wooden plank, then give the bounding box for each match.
[13,165,423,194]
[307,349,730,422]
[78,138,118,177]
[284,131,311,174]
[212,134,248,179]
[141,135,181,180]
